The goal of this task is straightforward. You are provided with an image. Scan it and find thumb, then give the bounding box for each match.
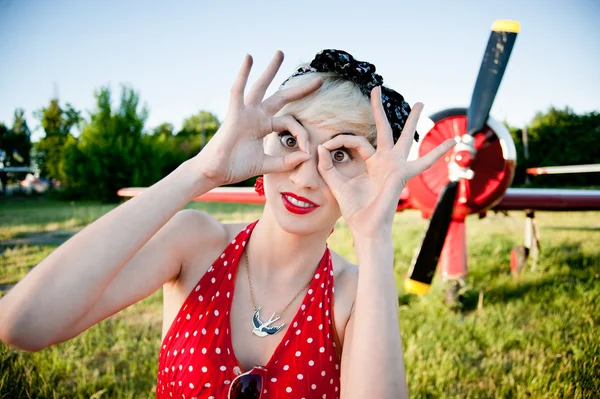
[317,144,348,192]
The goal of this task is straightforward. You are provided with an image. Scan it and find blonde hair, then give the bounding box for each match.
[276,69,377,146]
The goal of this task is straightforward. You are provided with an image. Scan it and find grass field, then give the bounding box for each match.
[1,197,599,398]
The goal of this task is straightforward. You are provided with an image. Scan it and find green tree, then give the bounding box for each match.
[509,107,600,187]
[34,99,82,181]
[61,85,158,201]
[179,111,220,149]
[10,109,32,166]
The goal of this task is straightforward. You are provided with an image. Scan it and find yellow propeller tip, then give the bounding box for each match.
[492,20,520,33]
[404,279,431,295]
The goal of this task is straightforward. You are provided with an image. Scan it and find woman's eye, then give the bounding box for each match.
[331,149,352,163]
[278,132,298,149]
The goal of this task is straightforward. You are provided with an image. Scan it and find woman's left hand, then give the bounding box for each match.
[317,86,456,239]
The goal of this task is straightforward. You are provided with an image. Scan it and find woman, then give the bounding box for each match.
[0,50,454,398]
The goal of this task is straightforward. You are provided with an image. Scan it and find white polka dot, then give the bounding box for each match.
[330,378,334,384]
[202,328,207,335]
[315,273,320,279]
[216,291,220,297]
[189,365,194,372]
[164,367,168,372]
[198,295,203,301]
[321,283,325,289]
[321,371,326,376]
[308,289,313,295]
[235,245,239,249]
[301,304,306,310]
[205,382,210,388]
[185,332,189,338]
[211,278,216,284]
[296,329,301,335]
[202,348,207,354]
[309,360,314,366]
[227,292,230,298]
[307,338,313,343]
[283,365,289,371]
[224,380,231,385]
[311,384,317,390]
[173,350,178,356]
[297,374,304,380]
[232,239,236,244]
[319,324,323,330]
[286,387,292,393]
[214,310,219,316]
[271,377,277,382]
[181,348,185,354]
[215,328,220,335]
[242,241,246,246]
[320,347,325,353]
[195,285,201,291]
[216,348,221,354]
[295,351,301,357]
[178,365,183,370]
[326,310,329,316]
[335,364,339,370]
[224,261,228,266]
[220,366,226,371]
[307,316,313,321]
[202,366,208,373]
[189,383,194,389]
[176,332,179,338]
[285,340,289,346]
[221,254,225,259]
[228,273,232,280]
[190,348,195,354]
[293,321,298,328]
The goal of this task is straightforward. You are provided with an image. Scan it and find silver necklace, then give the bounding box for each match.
[244,249,312,337]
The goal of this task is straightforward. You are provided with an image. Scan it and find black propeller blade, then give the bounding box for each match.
[467,20,520,135]
[405,181,458,295]
[405,20,520,295]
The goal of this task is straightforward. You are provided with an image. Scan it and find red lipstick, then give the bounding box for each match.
[281,192,319,215]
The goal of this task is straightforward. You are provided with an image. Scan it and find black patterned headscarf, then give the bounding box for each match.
[280,49,418,143]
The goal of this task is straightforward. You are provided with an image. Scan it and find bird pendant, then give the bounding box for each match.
[251,307,285,337]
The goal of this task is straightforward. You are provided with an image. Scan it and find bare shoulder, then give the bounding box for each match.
[168,209,229,282]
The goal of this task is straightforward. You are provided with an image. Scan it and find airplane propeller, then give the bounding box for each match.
[405,20,520,295]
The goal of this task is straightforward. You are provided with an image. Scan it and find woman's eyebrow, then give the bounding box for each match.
[330,132,357,140]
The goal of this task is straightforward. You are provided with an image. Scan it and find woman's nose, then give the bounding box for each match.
[288,154,321,190]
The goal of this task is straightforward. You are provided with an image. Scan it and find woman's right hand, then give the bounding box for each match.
[189,51,322,188]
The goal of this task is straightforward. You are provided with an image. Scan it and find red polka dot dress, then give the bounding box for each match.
[156,221,341,398]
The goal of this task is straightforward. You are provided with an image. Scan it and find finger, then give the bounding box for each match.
[229,54,253,110]
[261,77,323,116]
[245,51,284,106]
[371,86,394,150]
[321,134,375,161]
[395,102,424,160]
[409,138,456,176]
[317,144,350,192]
[271,115,310,154]
[262,151,311,174]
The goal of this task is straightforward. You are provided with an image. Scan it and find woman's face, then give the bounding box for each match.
[263,117,368,236]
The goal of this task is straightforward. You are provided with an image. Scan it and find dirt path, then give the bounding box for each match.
[0,228,80,247]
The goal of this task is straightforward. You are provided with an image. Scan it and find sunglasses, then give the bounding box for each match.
[228,366,268,399]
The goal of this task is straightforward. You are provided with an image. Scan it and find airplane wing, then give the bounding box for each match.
[493,188,600,211]
[117,187,415,210]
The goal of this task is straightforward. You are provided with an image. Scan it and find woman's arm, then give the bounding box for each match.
[0,161,213,351]
[340,235,407,398]
[317,86,456,398]
[0,51,321,351]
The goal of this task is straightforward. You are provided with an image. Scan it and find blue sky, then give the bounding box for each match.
[1,0,598,142]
